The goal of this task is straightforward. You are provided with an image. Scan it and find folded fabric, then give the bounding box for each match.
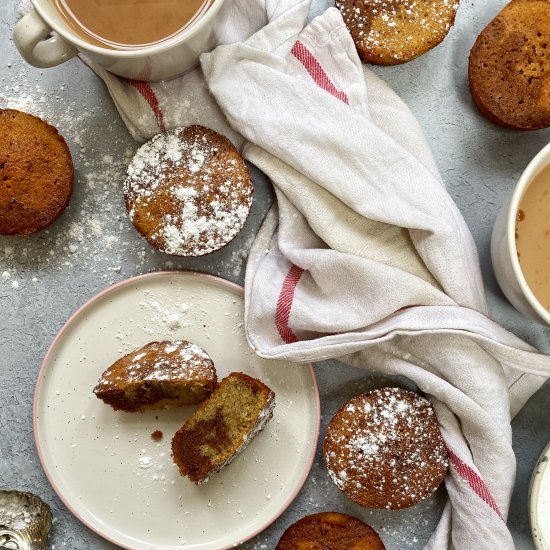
[200,4,550,549]
[13,0,341,151]
[16,0,304,147]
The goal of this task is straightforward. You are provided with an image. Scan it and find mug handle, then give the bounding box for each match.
[13,9,78,68]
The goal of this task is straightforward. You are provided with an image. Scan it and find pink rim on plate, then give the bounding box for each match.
[33,270,320,550]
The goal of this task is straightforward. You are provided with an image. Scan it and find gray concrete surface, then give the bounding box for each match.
[0,0,549,548]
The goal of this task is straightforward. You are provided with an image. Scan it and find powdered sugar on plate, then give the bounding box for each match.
[139,298,192,336]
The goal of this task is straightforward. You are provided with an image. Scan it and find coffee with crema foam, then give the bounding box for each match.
[516,164,550,312]
[53,0,211,49]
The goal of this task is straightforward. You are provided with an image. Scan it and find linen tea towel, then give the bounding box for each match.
[200,4,550,549]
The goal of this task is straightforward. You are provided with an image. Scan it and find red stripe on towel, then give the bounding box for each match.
[291,40,349,104]
[125,79,166,132]
[286,43,505,528]
[274,43,349,343]
[448,449,505,521]
[275,265,304,344]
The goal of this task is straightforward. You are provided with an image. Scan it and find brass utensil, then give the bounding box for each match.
[0,491,52,550]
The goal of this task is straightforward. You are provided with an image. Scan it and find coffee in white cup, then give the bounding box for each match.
[52,0,212,50]
[13,0,225,81]
[491,142,550,326]
[515,163,550,313]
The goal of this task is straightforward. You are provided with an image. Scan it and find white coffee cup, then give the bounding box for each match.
[13,0,225,81]
[491,142,550,326]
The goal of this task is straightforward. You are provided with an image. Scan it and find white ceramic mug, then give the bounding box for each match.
[491,142,550,326]
[13,0,225,81]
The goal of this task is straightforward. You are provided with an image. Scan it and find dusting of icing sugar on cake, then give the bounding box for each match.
[335,0,459,65]
[123,125,253,257]
[96,340,213,385]
[93,340,217,412]
[323,387,448,510]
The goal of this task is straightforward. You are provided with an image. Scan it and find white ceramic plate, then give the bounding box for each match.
[34,272,320,550]
[530,441,550,550]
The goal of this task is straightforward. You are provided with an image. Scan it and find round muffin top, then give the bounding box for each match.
[468,0,550,130]
[323,387,448,510]
[124,125,253,257]
[335,0,459,65]
[94,340,215,390]
[276,512,386,550]
[0,109,73,235]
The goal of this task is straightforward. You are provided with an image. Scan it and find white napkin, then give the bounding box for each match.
[200,4,550,549]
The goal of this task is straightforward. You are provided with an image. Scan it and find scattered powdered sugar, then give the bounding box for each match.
[139,299,192,335]
[0,79,257,294]
[124,127,253,257]
[0,78,159,290]
[324,387,448,510]
[138,455,153,469]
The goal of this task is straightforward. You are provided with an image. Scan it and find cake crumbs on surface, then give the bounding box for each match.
[151,430,163,441]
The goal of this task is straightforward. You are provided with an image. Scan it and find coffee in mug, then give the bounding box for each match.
[52,0,212,49]
[515,163,550,312]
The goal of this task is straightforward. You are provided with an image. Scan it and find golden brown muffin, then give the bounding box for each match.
[469,0,550,130]
[276,512,386,550]
[323,387,448,510]
[171,372,275,483]
[0,109,73,235]
[123,125,253,257]
[93,340,217,412]
[335,0,459,66]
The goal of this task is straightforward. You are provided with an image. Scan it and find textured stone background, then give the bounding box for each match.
[0,0,550,548]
